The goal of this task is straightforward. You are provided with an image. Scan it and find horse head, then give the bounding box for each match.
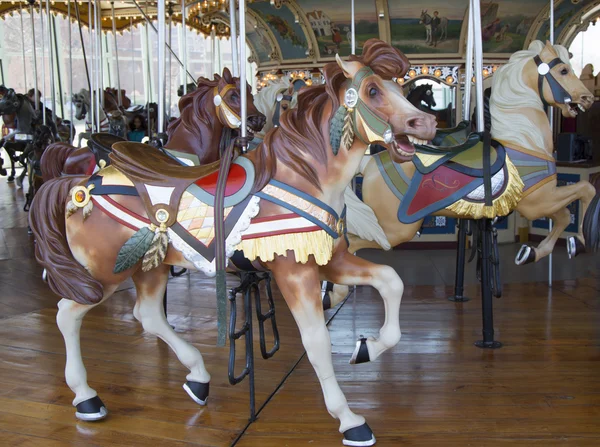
[335,53,437,163]
[254,78,301,135]
[72,90,90,120]
[33,124,55,152]
[0,88,21,115]
[419,10,429,24]
[422,83,437,108]
[526,41,594,118]
[177,82,197,97]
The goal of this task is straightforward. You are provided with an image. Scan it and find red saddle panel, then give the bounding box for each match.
[194,163,247,197]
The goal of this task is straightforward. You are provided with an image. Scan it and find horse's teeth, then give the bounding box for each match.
[408,135,416,144]
[578,104,585,112]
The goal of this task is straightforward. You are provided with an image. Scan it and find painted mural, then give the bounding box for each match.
[387,1,466,55]
[536,0,597,44]
[297,0,379,57]
[249,1,309,60]
[246,14,272,64]
[480,0,548,53]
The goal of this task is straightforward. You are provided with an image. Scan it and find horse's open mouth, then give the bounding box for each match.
[391,135,427,161]
[566,101,587,118]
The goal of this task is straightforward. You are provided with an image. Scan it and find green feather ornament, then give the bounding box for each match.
[329,106,348,155]
[114,226,154,274]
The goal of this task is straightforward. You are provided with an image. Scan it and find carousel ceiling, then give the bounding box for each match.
[0,0,599,68]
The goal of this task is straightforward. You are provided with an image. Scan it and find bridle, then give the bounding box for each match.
[272,90,293,127]
[213,83,241,129]
[533,55,572,109]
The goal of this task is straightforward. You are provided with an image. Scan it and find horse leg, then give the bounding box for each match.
[132,264,211,405]
[269,256,375,445]
[321,250,403,364]
[5,145,16,181]
[56,285,117,421]
[516,180,596,263]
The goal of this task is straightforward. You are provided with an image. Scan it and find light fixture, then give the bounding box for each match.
[483,68,489,76]
[421,65,429,75]
[434,69,442,77]
[446,75,454,83]
[408,69,416,78]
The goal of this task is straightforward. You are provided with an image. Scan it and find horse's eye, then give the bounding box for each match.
[560,68,569,75]
[369,87,378,97]
[231,92,239,101]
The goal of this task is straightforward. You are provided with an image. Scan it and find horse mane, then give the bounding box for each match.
[253,39,410,192]
[166,77,221,141]
[491,40,570,150]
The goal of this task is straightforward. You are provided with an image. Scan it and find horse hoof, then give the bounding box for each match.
[567,237,586,259]
[7,176,14,182]
[343,423,376,446]
[515,245,536,265]
[75,396,108,421]
[0,168,6,176]
[349,338,370,365]
[322,292,332,310]
[183,381,209,406]
[15,177,23,189]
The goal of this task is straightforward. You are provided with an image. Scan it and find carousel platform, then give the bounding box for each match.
[1,173,599,446]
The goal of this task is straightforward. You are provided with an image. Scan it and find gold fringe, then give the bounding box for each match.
[236,230,334,266]
[446,156,524,219]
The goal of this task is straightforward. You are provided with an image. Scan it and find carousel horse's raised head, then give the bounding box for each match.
[165,67,266,164]
[72,89,91,121]
[407,83,436,109]
[0,88,22,115]
[254,78,304,136]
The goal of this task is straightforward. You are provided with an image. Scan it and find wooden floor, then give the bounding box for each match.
[1,171,600,446]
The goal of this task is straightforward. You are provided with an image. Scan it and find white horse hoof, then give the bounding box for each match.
[75,396,108,421]
[183,381,209,406]
[349,338,370,365]
[515,245,535,265]
[343,423,376,446]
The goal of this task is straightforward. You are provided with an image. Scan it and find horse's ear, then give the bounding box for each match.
[335,53,363,79]
[286,84,294,96]
[214,73,222,82]
[222,67,233,84]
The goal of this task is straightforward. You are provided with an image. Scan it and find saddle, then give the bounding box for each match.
[109,142,255,228]
[88,133,126,167]
[431,120,471,147]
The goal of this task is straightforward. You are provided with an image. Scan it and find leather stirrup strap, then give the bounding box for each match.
[483,130,493,207]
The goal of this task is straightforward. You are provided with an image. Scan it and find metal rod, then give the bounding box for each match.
[95,0,102,127]
[40,0,46,125]
[158,0,166,134]
[144,1,151,108]
[181,0,188,94]
[29,3,39,112]
[20,3,28,93]
[69,0,74,140]
[548,0,555,288]
[88,0,95,132]
[448,219,470,302]
[351,0,355,54]
[471,0,484,133]
[229,0,238,76]
[167,9,172,120]
[131,0,197,86]
[240,0,247,149]
[74,0,91,96]
[52,15,64,120]
[463,3,474,122]
[131,17,135,104]
[111,1,122,107]
[45,0,56,124]
[211,28,216,75]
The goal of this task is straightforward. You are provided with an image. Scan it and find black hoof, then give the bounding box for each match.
[349,338,370,365]
[7,175,14,182]
[0,168,6,176]
[75,396,108,421]
[515,244,536,265]
[343,423,376,446]
[567,237,586,259]
[183,381,209,406]
[322,292,332,310]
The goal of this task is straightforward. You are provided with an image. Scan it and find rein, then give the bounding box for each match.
[533,55,572,109]
[271,90,293,128]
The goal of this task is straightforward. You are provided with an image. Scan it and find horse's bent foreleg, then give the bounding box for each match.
[269,255,373,445]
[56,285,117,421]
[321,250,403,364]
[132,264,211,405]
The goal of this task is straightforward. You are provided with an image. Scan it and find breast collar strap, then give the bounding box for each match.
[533,55,572,109]
[213,84,241,129]
[345,67,393,145]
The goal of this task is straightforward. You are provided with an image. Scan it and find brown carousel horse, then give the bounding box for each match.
[40,68,265,180]
[29,40,436,446]
[326,41,599,305]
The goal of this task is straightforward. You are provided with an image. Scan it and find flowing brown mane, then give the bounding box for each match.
[253,39,410,192]
[166,77,221,143]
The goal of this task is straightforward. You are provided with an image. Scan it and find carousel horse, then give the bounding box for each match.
[0,88,37,184]
[40,68,265,181]
[24,124,55,212]
[253,77,305,140]
[325,41,599,306]
[406,82,454,128]
[29,39,436,446]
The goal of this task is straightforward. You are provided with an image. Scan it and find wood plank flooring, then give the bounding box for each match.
[0,171,599,446]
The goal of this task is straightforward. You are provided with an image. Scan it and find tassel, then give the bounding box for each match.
[82,200,94,221]
[66,200,78,219]
[141,230,169,272]
[341,112,355,151]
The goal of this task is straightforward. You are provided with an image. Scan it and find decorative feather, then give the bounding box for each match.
[329,106,347,155]
[113,226,154,274]
[66,200,78,219]
[82,200,94,221]
[340,112,355,151]
[141,231,169,272]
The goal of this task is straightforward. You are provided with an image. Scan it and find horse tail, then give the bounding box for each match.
[29,176,104,305]
[583,192,600,252]
[40,142,78,182]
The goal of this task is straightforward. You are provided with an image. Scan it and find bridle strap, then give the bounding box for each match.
[533,55,572,109]
[272,90,293,127]
[213,84,241,128]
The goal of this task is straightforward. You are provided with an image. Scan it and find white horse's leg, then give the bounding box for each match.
[322,250,403,364]
[132,265,211,405]
[56,285,117,421]
[270,258,375,446]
